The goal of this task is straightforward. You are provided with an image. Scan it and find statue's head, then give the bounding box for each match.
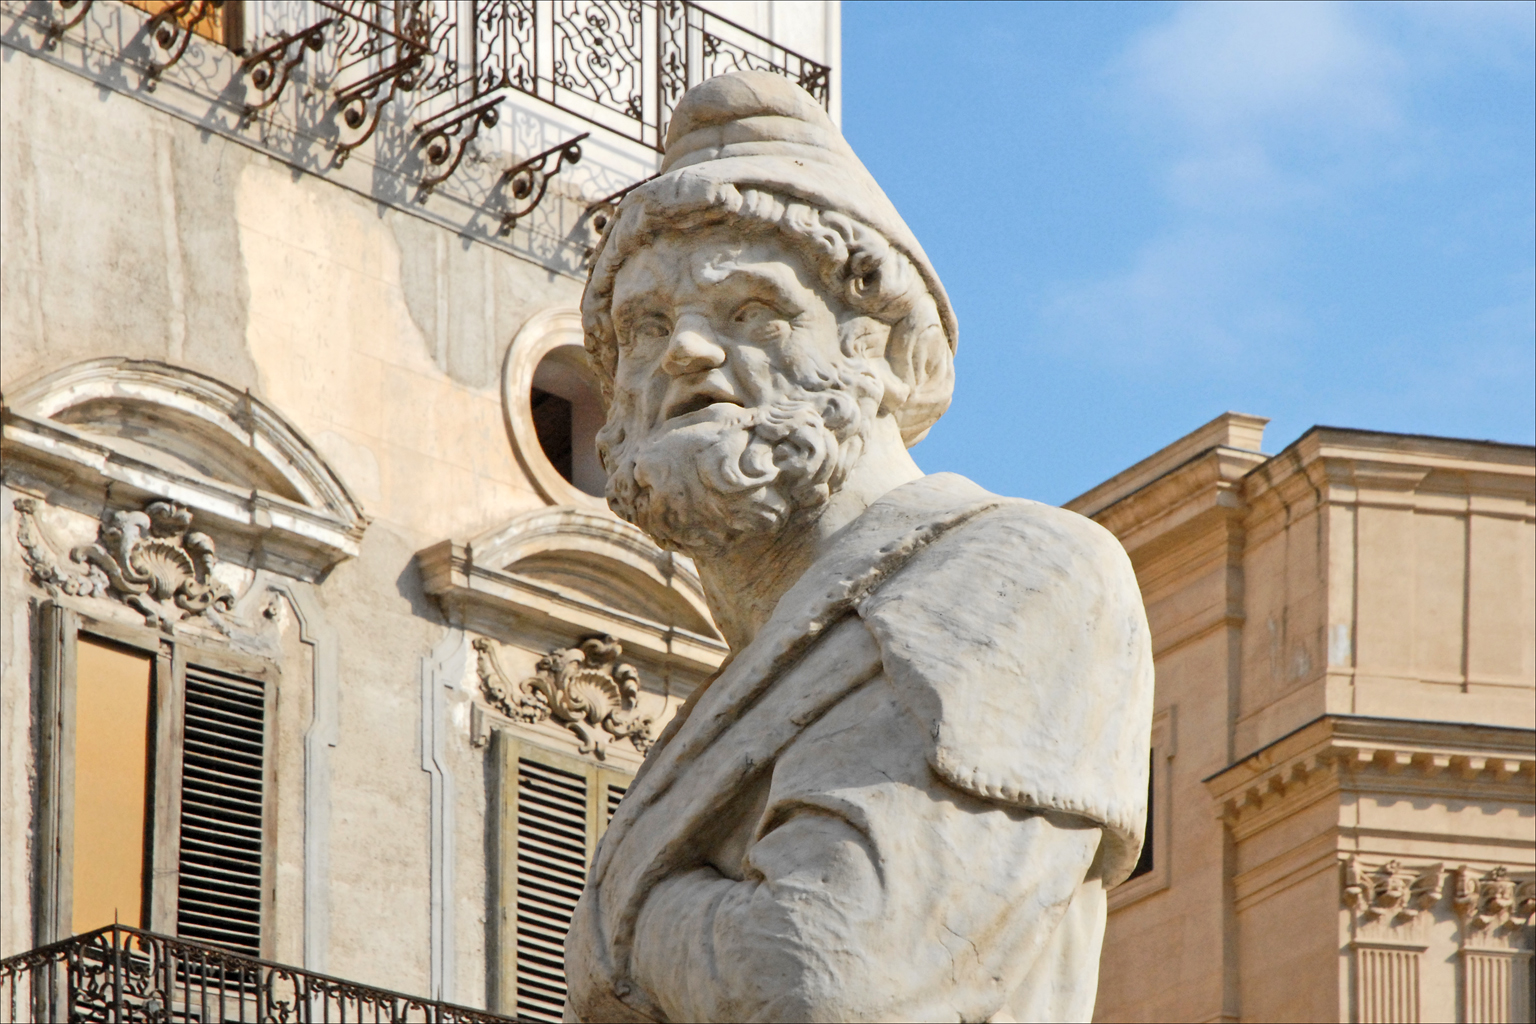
[582,72,957,558]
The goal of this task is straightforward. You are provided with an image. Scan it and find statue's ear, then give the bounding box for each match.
[884,303,954,446]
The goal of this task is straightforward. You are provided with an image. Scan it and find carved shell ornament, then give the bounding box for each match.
[14,498,234,629]
[475,635,656,759]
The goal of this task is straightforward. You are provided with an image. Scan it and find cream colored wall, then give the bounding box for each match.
[0,46,579,995]
[1243,433,1536,736]
[1084,415,1535,1024]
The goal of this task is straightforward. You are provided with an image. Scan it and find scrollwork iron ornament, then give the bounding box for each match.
[475,634,655,758]
[500,133,589,233]
[141,0,223,91]
[240,18,333,118]
[416,95,505,193]
[42,0,93,51]
[0,924,513,1023]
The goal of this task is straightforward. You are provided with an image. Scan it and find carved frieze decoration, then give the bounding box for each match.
[14,498,234,629]
[1342,857,1445,922]
[1344,856,1535,937]
[1453,865,1536,933]
[475,635,655,759]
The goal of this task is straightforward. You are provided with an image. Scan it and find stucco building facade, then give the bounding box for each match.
[2,4,1532,1023]
[1084,414,1535,1024]
[0,2,835,1019]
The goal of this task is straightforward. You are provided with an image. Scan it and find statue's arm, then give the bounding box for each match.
[628,669,1104,1023]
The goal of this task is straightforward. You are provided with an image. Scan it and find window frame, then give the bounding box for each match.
[34,601,279,954]
[490,729,634,1019]
[1109,706,1176,910]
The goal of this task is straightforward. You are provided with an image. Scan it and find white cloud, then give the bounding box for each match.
[1120,1,1405,141]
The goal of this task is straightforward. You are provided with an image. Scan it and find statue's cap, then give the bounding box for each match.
[585,71,956,357]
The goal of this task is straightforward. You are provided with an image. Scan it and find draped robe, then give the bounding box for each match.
[564,474,1154,1023]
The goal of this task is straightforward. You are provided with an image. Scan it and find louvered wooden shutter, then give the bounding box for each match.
[176,665,268,956]
[514,758,589,1021]
[495,736,633,1022]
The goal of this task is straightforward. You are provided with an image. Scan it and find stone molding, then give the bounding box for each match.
[1206,715,1536,838]
[3,359,368,581]
[417,506,726,674]
[501,307,608,512]
[475,634,654,759]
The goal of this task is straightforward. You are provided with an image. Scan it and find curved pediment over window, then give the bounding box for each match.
[2,359,368,580]
[419,507,727,674]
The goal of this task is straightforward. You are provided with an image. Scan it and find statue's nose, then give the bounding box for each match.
[661,316,727,376]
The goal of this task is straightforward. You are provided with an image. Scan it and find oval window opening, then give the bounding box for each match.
[530,347,606,498]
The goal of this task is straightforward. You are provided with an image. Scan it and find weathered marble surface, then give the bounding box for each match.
[566,71,1154,1023]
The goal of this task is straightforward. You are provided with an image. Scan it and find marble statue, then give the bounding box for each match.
[565,71,1154,1023]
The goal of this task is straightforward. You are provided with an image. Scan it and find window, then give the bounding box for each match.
[1109,707,1174,909]
[529,348,606,499]
[37,604,275,955]
[1127,750,1155,881]
[493,733,633,1023]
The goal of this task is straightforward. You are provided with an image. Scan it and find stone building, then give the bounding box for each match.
[3,4,1531,1024]
[0,2,836,1020]
[1083,414,1535,1024]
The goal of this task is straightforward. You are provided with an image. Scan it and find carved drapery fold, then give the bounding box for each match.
[475,635,654,759]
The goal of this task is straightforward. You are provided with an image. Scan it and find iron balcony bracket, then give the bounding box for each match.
[415,95,506,194]
[584,174,659,236]
[240,18,334,120]
[141,0,223,92]
[499,133,589,234]
[42,0,93,51]
[332,54,424,167]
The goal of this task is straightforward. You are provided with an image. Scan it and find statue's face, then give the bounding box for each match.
[608,225,842,433]
[599,226,880,555]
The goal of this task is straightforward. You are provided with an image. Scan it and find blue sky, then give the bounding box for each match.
[842,0,1536,505]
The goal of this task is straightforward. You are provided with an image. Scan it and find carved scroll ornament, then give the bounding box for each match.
[14,498,233,629]
[475,635,655,759]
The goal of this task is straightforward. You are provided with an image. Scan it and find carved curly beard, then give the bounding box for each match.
[600,362,879,558]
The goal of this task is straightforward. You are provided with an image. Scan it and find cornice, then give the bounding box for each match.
[417,540,728,675]
[1206,715,1536,837]
[1088,446,1267,562]
[1246,429,1535,522]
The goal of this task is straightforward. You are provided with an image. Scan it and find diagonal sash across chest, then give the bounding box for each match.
[585,481,1005,999]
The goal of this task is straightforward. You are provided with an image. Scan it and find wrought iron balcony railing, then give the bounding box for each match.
[35,1,831,185]
[0,925,512,1023]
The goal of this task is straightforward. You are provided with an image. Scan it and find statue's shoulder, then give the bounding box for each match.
[886,473,1137,600]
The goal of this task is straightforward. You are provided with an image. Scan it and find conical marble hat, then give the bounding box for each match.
[583,71,957,360]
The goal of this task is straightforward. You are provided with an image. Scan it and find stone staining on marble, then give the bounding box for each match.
[560,72,1155,1023]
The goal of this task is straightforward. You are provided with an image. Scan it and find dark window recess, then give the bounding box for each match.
[1128,751,1155,880]
[530,387,574,484]
[516,758,588,1024]
[606,783,627,825]
[176,666,265,956]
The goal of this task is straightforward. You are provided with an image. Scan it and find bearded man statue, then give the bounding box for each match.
[564,71,1154,1024]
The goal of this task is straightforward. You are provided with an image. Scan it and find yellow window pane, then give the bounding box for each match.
[72,638,153,935]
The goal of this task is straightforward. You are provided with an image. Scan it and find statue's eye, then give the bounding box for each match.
[627,314,671,348]
[732,301,789,337]
[733,301,772,323]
